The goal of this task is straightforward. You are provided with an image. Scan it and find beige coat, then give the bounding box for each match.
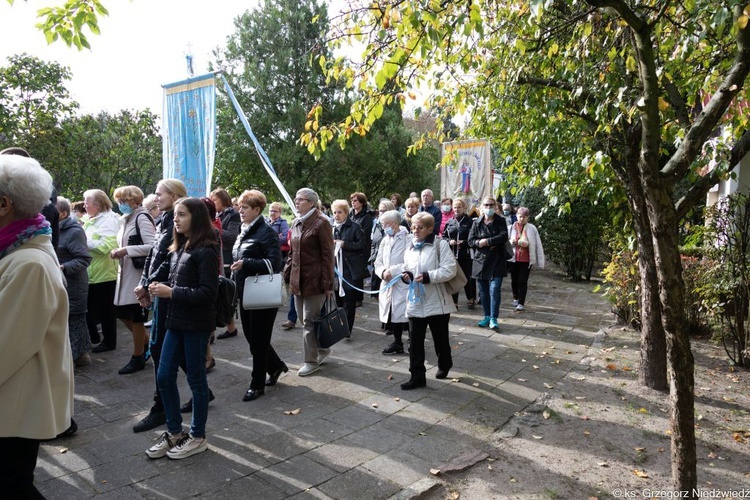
[113,208,155,306]
[0,234,74,439]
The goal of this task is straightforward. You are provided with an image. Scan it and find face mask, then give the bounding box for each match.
[441,204,451,213]
[413,241,424,249]
[483,208,494,218]
[384,226,395,236]
[119,203,133,215]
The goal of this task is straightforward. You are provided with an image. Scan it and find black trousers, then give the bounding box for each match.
[86,280,117,346]
[0,437,44,499]
[407,314,452,380]
[510,261,532,305]
[239,306,284,390]
[452,258,476,303]
[335,279,362,334]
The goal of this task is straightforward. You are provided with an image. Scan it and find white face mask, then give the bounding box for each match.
[441,204,452,213]
[483,208,494,218]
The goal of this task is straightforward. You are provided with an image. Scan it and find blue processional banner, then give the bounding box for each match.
[162,73,216,197]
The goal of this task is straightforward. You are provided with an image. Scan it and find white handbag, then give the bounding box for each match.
[242,259,285,310]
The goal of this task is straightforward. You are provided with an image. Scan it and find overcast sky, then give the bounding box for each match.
[0,0,258,115]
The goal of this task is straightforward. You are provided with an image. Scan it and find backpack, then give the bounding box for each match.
[215,275,237,328]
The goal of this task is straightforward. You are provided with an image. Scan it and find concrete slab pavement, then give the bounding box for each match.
[36,265,614,499]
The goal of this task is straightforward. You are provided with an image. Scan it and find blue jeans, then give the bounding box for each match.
[157,329,209,438]
[477,276,503,319]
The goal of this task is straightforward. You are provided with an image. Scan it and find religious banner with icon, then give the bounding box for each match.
[440,139,493,215]
[162,73,216,197]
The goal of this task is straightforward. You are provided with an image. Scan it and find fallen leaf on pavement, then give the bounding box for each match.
[388,374,393,380]
[430,468,441,475]
[510,478,517,483]
[543,410,551,419]
[472,382,480,387]
[570,375,586,381]
[633,469,649,478]
[634,447,645,452]
[518,378,528,382]
[543,383,554,389]
[284,408,302,415]
[606,363,617,370]
[598,462,609,467]
[532,435,543,440]
[583,431,590,436]
[451,378,460,382]
[59,447,68,454]
[372,403,378,408]
[394,397,400,402]
[581,415,590,420]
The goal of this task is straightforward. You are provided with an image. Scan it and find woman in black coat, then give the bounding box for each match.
[442,198,476,309]
[467,197,508,332]
[210,188,242,340]
[230,190,287,402]
[332,199,368,336]
[55,197,92,366]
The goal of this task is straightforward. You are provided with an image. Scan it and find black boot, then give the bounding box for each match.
[118,355,146,375]
[132,408,166,433]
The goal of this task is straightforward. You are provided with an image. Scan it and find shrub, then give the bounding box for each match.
[699,193,750,368]
[599,231,641,329]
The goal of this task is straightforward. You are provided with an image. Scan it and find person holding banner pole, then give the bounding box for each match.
[331,199,367,338]
[283,188,334,377]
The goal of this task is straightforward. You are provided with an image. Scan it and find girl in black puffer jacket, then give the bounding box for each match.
[146,197,218,460]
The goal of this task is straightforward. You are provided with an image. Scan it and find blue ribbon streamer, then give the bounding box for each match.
[407,280,425,304]
[334,268,402,295]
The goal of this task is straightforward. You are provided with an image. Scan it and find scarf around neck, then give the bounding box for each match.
[0,214,51,261]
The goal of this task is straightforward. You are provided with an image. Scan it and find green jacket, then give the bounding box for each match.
[83,211,119,284]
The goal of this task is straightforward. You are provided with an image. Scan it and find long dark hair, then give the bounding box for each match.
[169,197,218,252]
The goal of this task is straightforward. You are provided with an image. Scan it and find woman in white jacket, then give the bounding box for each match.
[374,210,410,355]
[400,212,457,390]
[509,206,545,311]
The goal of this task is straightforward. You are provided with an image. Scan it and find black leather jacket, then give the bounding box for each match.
[232,217,282,299]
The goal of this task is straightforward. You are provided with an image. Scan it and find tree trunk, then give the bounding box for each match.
[644,177,697,493]
[631,194,668,390]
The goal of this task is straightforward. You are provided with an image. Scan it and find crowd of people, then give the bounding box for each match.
[0,148,546,493]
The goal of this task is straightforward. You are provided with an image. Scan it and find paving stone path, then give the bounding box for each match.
[37,265,613,499]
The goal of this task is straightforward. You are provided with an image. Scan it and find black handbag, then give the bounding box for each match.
[315,296,349,348]
[127,212,154,269]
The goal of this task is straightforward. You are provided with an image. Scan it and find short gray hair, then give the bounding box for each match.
[379,210,401,225]
[56,196,72,215]
[0,155,53,218]
[296,188,319,206]
[378,199,395,212]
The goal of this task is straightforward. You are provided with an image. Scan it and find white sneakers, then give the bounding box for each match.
[512,299,519,306]
[146,431,207,460]
[297,349,330,377]
[516,304,525,311]
[298,363,320,377]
